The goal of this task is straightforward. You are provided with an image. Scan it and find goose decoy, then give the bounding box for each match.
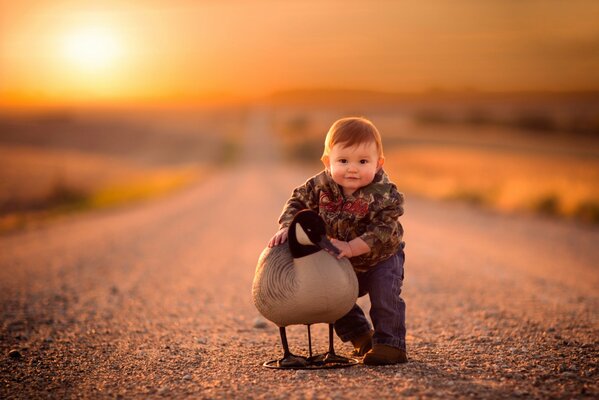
[253,210,359,368]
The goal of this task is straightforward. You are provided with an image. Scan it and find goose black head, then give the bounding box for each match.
[288,210,340,258]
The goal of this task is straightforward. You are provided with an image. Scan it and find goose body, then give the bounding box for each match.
[253,241,358,327]
[252,210,359,367]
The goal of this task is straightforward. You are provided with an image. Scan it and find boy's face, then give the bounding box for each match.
[322,141,384,196]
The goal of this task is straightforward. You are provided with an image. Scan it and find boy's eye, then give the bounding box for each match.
[360,159,368,164]
[339,159,347,164]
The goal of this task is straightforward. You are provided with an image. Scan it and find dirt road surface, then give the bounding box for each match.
[1,109,598,399]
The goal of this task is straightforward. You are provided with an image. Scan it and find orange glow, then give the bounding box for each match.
[62,26,122,71]
[1,1,598,108]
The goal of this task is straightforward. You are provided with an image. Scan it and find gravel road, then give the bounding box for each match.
[1,110,597,399]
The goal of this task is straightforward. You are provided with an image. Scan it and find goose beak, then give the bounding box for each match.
[317,235,340,256]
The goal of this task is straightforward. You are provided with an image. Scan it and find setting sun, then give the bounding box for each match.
[62,26,122,71]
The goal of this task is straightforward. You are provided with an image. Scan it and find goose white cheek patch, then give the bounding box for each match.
[295,223,313,246]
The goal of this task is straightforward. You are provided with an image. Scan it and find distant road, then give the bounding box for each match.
[1,109,597,398]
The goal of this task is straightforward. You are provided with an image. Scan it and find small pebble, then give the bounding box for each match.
[253,317,268,329]
[183,374,192,381]
[194,337,208,345]
[558,364,568,372]
[157,387,168,395]
[8,349,22,359]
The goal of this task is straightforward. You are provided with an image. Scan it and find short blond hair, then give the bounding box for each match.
[321,117,384,162]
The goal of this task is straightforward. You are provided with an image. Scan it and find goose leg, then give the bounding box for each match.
[307,324,313,359]
[305,324,323,365]
[278,327,308,368]
[323,323,352,364]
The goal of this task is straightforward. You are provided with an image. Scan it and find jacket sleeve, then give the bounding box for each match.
[358,189,404,254]
[278,178,319,229]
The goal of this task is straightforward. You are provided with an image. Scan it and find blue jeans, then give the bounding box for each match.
[334,247,406,351]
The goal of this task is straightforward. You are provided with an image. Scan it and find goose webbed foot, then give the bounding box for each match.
[307,353,326,365]
[308,351,353,365]
[278,354,309,368]
[309,324,354,365]
[277,326,309,368]
[323,352,353,364]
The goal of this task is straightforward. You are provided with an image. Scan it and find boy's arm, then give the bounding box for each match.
[328,190,404,260]
[277,178,319,228]
[358,190,404,257]
[269,177,319,247]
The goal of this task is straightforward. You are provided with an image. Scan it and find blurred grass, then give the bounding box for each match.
[385,146,599,224]
[0,107,247,233]
[0,166,204,234]
[414,107,599,136]
[218,139,241,166]
[88,167,200,208]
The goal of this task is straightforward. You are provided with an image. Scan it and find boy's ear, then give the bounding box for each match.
[321,155,330,169]
[377,157,385,171]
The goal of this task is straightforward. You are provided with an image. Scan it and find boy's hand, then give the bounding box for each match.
[268,227,289,248]
[329,239,352,259]
[327,237,371,259]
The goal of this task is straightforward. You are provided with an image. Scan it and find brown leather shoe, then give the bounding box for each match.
[350,330,374,357]
[363,344,408,365]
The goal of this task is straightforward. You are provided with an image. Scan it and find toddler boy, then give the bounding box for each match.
[268,117,407,365]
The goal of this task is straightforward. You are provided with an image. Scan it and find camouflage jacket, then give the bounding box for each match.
[278,169,404,271]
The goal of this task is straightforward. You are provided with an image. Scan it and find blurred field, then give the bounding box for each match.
[0,107,247,232]
[384,144,599,222]
[270,95,599,224]
[2,94,598,231]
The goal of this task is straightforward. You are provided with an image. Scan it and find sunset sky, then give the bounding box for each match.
[1,0,598,107]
